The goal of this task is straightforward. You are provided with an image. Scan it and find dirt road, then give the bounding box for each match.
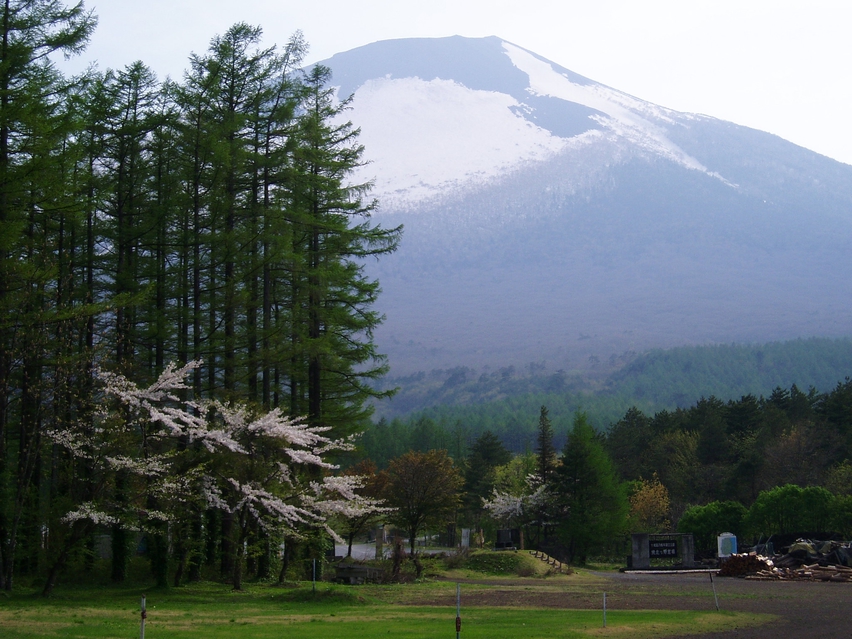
[434,571,850,638]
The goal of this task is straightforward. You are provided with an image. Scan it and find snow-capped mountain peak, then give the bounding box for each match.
[331,36,730,207]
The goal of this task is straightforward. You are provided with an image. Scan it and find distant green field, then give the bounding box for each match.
[0,581,771,638]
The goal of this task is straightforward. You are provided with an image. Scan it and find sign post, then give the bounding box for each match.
[631,534,695,569]
[140,594,146,639]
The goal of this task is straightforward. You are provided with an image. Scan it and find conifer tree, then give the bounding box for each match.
[464,430,511,516]
[0,10,402,590]
[535,405,556,486]
[0,0,96,591]
[286,64,401,434]
[555,413,627,563]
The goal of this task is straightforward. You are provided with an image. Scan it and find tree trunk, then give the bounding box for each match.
[150,526,169,589]
[278,540,293,584]
[412,554,423,579]
[391,539,404,581]
[111,524,128,582]
[231,507,248,591]
[256,535,271,581]
[187,512,203,582]
[111,469,129,583]
[220,510,234,578]
[42,521,92,597]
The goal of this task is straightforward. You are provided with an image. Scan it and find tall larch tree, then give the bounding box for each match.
[0,8,402,591]
[555,413,627,563]
[287,63,401,435]
[535,405,557,487]
[0,0,96,592]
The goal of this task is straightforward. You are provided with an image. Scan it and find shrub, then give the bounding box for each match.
[678,500,747,553]
[443,548,470,570]
[745,485,835,537]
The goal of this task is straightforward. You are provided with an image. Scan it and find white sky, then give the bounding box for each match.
[61,0,852,165]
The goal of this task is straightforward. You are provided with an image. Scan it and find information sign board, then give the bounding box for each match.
[649,540,678,558]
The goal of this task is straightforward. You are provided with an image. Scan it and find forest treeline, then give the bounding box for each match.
[363,375,852,515]
[359,341,852,564]
[0,2,400,592]
[365,378,852,563]
[366,337,852,456]
[454,407,852,563]
[605,382,852,513]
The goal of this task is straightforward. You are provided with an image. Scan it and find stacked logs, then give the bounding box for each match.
[718,553,773,577]
[720,553,852,581]
[746,563,852,582]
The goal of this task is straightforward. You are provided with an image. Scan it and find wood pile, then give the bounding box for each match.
[720,552,852,582]
[718,553,773,577]
[746,563,852,582]
[719,540,852,582]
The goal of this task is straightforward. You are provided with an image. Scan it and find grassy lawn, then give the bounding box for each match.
[0,578,773,639]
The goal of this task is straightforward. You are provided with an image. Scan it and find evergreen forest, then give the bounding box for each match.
[364,338,852,458]
[0,2,400,593]
[360,344,852,562]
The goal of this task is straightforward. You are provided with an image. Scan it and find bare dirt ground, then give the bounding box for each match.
[426,571,851,638]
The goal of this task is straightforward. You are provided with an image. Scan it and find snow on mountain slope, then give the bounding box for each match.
[348,76,573,205]
[334,36,731,206]
[501,43,727,181]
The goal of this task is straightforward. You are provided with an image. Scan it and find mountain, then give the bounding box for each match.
[318,36,852,375]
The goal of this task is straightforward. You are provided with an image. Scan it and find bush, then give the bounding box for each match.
[678,501,747,553]
[443,548,470,570]
[746,485,835,537]
[831,495,852,537]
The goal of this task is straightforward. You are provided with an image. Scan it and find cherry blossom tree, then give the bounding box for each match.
[329,460,391,558]
[482,452,556,549]
[45,360,377,592]
[483,485,550,529]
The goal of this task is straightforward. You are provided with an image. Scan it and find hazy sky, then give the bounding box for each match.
[61,0,852,165]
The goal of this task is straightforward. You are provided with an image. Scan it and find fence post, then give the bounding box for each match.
[140,594,146,639]
[603,592,607,628]
[456,583,461,639]
[710,573,720,611]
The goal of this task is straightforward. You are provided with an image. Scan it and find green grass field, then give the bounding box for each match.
[0,577,772,639]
